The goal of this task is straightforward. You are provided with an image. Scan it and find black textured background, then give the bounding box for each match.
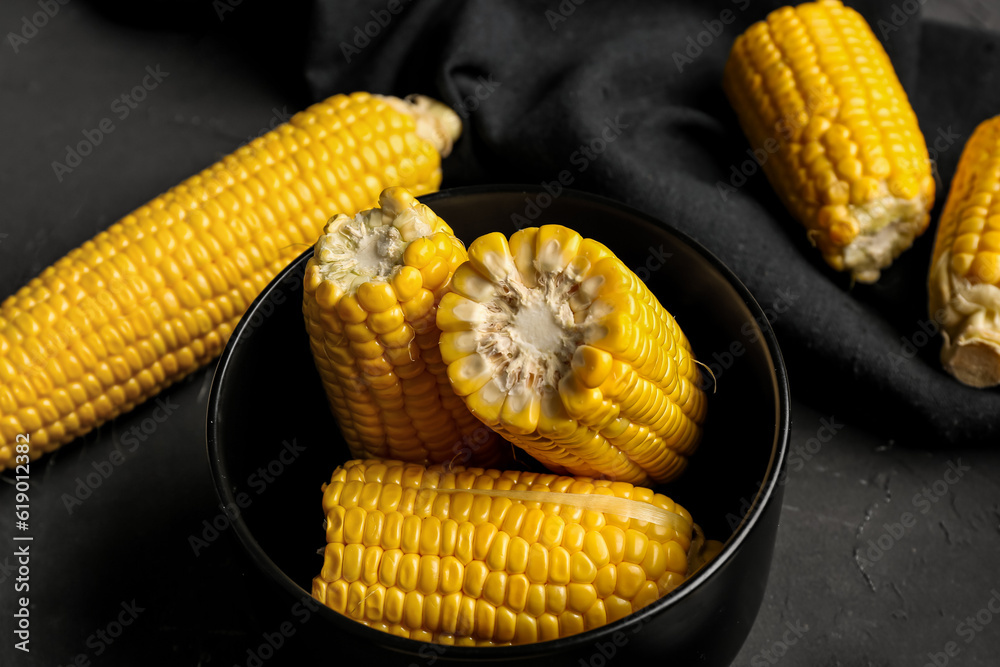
[0,1,999,666]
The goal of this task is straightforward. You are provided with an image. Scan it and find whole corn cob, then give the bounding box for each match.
[723,0,935,283]
[929,116,1000,388]
[436,226,707,486]
[302,188,504,467]
[312,459,708,646]
[0,92,462,468]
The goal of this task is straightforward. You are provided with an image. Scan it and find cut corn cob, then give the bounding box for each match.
[302,188,504,467]
[312,458,708,645]
[436,226,707,486]
[723,0,935,283]
[929,116,1000,388]
[0,92,462,468]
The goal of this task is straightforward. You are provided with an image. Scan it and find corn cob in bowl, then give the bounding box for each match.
[0,92,461,468]
[302,188,504,467]
[312,458,717,645]
[436,226,708,486]
[208,187,791,665]
[929,116,1000,388]
[723,0,935,282]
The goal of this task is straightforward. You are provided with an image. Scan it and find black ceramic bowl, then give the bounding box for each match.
[207,186,790,666]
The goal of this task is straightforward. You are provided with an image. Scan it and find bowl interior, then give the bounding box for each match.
[208,186,788,659]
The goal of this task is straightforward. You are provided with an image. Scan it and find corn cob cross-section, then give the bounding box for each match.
[437,226,707,486]
[302,188,503,467]
[0,92,462,468]
[312,459,705,646]
[929,116,1000,388]
[723,0,935,283]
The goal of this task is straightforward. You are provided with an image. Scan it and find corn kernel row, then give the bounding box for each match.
[312,459,699,645]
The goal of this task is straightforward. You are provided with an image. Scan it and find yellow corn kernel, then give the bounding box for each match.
[312,459,711,646]
[928,116,1000,387]
[303,188,505,466]
[435,225,707,486]
[0,92,463,468]
[722,0,934,283]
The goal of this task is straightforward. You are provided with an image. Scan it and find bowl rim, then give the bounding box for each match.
[206,184,791,658]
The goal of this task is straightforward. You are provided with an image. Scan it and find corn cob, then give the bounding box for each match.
[723,0,935,283]
[0,93,462,468]
[929,116,1000,388]
[312,458,708,645]
[436,226,707,486]
[302,188,504,467]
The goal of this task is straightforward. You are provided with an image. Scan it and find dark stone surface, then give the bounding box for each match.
[733,403,1000,667]
[0,1,997,665]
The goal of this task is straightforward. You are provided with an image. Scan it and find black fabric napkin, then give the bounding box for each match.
[301,0,1000,446]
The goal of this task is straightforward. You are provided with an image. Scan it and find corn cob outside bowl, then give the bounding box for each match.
[207,186,791,665]
[0,92,461,468]
[928,116,1000,388]
[723,0,935,283]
